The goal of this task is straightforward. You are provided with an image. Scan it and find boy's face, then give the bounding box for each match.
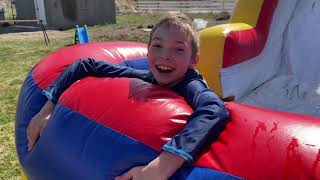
[147,27,199,86]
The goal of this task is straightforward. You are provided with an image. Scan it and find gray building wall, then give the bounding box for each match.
[44,0,116,29]
[15,0,36,21]
[15,0,115,29]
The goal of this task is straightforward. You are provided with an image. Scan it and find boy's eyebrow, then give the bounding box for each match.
[152,37,162,41]
[176,40,188,45]
[151,37,189,46]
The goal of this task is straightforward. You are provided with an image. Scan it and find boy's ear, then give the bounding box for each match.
[189,52,200,68]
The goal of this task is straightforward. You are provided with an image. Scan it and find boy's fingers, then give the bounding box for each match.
[28,140,34,151]
[27,131,36,151]
[26,119,34,138]
[27,135,35,151]
[27,126,40,151]
[115,173,132,180]
[27,122,35,150]
[40,121,48,136]
[40,114,50,136]
[115,167,138,180]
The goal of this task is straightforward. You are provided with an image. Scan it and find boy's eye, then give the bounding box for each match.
[152,44,162,48]
[176,48,185,52]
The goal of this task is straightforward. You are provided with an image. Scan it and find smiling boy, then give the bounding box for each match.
[27,14,229,180]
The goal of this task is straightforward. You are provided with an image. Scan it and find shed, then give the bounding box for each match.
[15,0,115,29]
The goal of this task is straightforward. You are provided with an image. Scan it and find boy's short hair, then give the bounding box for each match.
[148,14,199,59]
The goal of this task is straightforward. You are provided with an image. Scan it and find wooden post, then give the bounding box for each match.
[11,0,16,20]
[0,7,4,21]
[222,0,225,11]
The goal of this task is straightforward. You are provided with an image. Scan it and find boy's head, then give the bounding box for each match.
[148,14,199,59]
[147,14,200,86]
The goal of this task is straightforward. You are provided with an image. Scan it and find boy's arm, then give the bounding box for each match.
[116,77,229,179]
[115,151,185,180]
[164,77,230,162]
[27,58,149,151]
[43,58,149,103]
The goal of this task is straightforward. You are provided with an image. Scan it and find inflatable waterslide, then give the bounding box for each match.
[16,0,320,179]
[198,0,320,117]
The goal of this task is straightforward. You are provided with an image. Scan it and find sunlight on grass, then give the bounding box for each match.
[0,38,71,179]
[0,39,69,125]
[0,122,21,180]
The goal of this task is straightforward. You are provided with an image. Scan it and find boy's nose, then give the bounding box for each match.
[160,50,173,60]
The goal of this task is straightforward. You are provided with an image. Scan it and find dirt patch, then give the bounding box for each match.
[0,24,150,43]
[91,24,151,43]
[0,28,73,40]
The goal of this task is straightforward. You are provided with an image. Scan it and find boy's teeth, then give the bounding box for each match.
[157,65,173,71]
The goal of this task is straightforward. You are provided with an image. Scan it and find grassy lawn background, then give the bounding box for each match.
[0,12,218,179]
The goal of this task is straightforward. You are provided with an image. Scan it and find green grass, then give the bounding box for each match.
[0,122,21,179]
[116,12,217,25]
[0,12,216,179]
[116,12,164,25]
[0,37,72,179]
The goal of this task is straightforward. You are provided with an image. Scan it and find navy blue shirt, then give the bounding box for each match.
[44,58,229,162]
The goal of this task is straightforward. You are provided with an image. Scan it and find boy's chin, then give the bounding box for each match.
[153,73,183,86]
[155,78,172,86]
[157,81,171,86]
[156,79,180,87]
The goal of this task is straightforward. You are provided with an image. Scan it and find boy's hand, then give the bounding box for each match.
[27,101,54,151]
[115,151,186,180]
[115,166,153,180]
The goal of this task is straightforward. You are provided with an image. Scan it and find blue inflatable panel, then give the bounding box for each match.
[23,104,159,180]
[23,104,243,180]
[173,167,244,180]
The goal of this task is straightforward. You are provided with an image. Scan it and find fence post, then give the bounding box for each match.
[0,8,4,21]
[222,0,225,11]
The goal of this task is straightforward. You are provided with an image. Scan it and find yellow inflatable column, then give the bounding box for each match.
[197,0,264,97]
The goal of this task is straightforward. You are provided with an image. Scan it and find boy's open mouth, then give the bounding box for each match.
[156,65,175,73]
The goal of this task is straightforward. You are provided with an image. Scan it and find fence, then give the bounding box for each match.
[136,0,236,13]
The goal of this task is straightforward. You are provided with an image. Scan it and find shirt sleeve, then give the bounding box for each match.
[43,58,150,104]
[162,77,230,162]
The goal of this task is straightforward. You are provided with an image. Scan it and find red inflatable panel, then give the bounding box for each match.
[195,102,320,180]
[59,77,192,151]
[32,42,147,90]
[59,76,320,180]
[223,0,278,68]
